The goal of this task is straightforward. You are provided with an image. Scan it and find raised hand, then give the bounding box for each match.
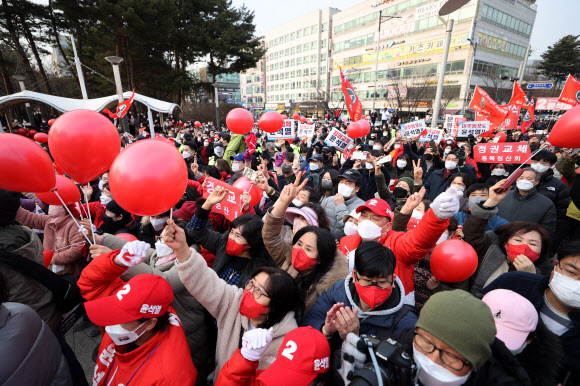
[254,171,271,192]
[401,187,426,214]
[413,159,423,183]
[116,240,151,267]
[485,179,510,207]
[242,191,252,210]
[512,254,536,273]
[334,192,345,206]
[333,306,360,341]
[190,155,199,176]
[322,303,343,337]
[161,219,190,260]
[202,186,229,209]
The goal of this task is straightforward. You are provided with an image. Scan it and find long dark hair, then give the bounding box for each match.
[292,226,336,302]
[231,214,266,257]
[317,169,340,199]
[252,266,302,328]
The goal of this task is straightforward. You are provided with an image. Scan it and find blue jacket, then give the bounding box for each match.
[482,272,580,384]
[302,273,418,338]
[454,212,509,231]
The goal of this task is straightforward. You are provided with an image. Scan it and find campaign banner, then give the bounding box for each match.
[202,177,244,221]
[444,115,466,137]
[457,121,490,137]
[269,119,295,139]
[419,128,443,142]
[324,128,353,152]
[400,119,426,137]
[536,98,573,111]
[297,123,315,138]
[473,143,531,164]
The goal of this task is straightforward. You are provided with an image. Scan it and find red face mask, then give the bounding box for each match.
[226,237,247,256]
[354,278,393,310]
[291,247,317,271]
[506,243,540,262]
[239,290,268,319]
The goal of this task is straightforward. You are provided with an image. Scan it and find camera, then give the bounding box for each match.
[350,335,416,386]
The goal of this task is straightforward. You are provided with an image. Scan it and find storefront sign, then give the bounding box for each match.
[476,33,508,54]
[535,98,573,111]
[415,0,445,20]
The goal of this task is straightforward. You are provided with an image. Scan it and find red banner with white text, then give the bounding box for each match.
[202,177,244,221]
[473,142,532,164]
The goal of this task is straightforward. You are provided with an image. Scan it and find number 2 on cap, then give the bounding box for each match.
[117,284,131,301]
[281,340,297,360]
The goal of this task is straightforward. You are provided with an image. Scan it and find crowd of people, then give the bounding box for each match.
[0,112,579,386]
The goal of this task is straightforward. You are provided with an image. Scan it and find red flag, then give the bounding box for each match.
[469,86,508,118]
[509,82,534,123]
[419,128,428,137]
[558,74,580,107]
[521,98,535,134]
[103,90,135,119]
[339,67,363,122]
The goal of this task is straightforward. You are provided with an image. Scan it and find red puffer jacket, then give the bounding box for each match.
[338,208,448,301]
[216,349,264,386]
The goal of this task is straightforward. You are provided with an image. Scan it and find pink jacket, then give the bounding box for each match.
[16,207,87,276]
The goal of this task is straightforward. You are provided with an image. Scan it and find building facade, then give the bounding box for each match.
[264,8,340,117]
[240,43,267,116]
[191,66,242,105]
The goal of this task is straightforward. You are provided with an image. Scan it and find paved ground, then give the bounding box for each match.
[65,318,102,383]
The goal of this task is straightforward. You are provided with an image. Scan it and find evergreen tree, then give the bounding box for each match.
[538,35,580,87]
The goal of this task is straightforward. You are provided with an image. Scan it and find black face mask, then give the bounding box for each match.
[530,145,539,152]
[423,153,433,161]
[100,214,125,234]
[323,154,331,162]
[393,187,409,199]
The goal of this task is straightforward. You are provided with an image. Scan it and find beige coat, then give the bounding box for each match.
[262,208,349,313]
[176,247,298,381]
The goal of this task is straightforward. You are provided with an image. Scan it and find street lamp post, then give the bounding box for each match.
[105,56,129,133]
[13,75,37,129]
[372,11,401,114]
[69,35,88,99]
[214,84,220,128]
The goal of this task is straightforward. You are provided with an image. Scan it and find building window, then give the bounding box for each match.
[311,42,317,50]
[304,68,309,75]
[303,43,309,51]
[291,32,295,40]
[311,25,318,34]
[311,54,317,62]
[297,29,302,38]
[304,56,309,64]
[321,22,328,32]
[321,39,327,48]
[304,27,309,36]
[297,57,302,65]
[297,45,302,53]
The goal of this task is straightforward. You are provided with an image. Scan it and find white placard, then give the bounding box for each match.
[419,128,443,142]
[457,121,490,137]
[297,123,314,138]
[444,114,466,137]
[324,128,353,152]
[268,119,295,139]
[400,119,426,138]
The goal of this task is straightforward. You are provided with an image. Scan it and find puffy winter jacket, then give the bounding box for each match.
[423,167,462,201]
[496,188,557,235]
[321,194,365,234]
[0,303,72,386]
[536,168,569,218]
[216,349,262,386]
[454,211,509,232]
[339,208,449,303]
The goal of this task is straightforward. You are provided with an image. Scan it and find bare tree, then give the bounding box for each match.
[476,71,512,104]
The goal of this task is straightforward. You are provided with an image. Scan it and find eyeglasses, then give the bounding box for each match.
[245,279,270,300]
[556,262,580,281]
[413,330,471,371]
[355,272,393,290]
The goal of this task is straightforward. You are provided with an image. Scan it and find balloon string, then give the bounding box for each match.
[170,207,173,221]
[79,200,89,219]
[82,189,96,244]
[53,190,93,245]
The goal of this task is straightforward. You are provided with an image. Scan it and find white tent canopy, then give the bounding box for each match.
[0,90,181,114]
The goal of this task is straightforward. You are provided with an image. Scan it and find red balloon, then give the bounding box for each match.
[346,122,362,138]
[548,105,580,147]
[430,239,478,283]
[54,162,66,175]
[194,121,201,127]
[292,113,301,120]
[36,175,80,205]
[226,108,254,134]
[299,116,307,123]
[27,129,38,138]
[48,119,55,127]
[109,139,188,216]
[232,177,263,207]
[49,110,120,184]
[34,132,49,143]
[16,127,27,136]
[116,233,138,242]
[259,111,285,133]
[357,119,371,137]
[43,249,54,268]
[0,133,56,192]
[281,115,288,120]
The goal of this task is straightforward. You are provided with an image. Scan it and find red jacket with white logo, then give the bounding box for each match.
[216,349,263,386]
[78,251,197,386]
[338,208,448,296]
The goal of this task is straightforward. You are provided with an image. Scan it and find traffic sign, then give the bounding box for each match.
[527,82,554,89]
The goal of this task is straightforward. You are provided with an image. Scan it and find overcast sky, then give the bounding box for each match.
[233,0,579,60]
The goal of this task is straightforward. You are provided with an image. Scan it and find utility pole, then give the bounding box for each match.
[105,56,129,133]
[69,34,88,99]
[372,11,401,113]
[13,75,37,129]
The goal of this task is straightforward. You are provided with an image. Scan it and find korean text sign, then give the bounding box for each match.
[473,143,531,164]
[202,177,243,221]
[269,119,295,139]
[457,121,490,137]
[297,123,315,138]
[419,128,443,142]
[324,128,353,152]
[400,119,426,137]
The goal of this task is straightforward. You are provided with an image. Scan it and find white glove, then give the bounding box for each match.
[118,241,151,267]
[240,327,274,362]
[339,333,367,385]
[431,186,462,219]
[79,223,97,234]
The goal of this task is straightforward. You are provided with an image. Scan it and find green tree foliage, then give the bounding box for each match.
[539,35,580,87]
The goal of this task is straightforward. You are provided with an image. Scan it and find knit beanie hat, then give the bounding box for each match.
[398,176,414,193]
[0,189,20,227]
[415,290,496,370]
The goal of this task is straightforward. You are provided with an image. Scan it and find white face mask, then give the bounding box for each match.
[347,144,354,150]
[105,321,147,346]
[98,180,106,191]
[182,151,191,159]
[365,162,374,169]
[150,217,168,232]
[309,162,320,171]
[214,148,224,157]
[531,163,549,174]
[491,169,506,176]
[100,195,112,205]
[369,141,375,146]
[358,220,386,241]
[292,198,304,207]
[396,160,408,169]
[510,341,528,355]
[413,348,471,386]
[232,163,242,172]
[516,180,534,192]
[445,161,457,170]
[373,145,383,150]
[203,141,209,147]
[444,149,451,155]
[155,240,173,258]
[549,269,580,308]
[394,144,401,149]
[48,205,66,218]
[412,210,424,219]
[338,183,355,198]
[452,184,465,192]
[344,221,358,236]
